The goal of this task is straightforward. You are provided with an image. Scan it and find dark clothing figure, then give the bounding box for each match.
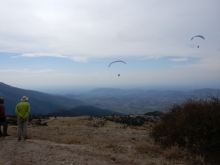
[0,98,10,136]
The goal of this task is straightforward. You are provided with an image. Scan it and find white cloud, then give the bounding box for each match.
[0,0,219,60]
[170,58,188,62]
[0,69,55,73]
[13,52,89,63]
[20,53,67,58]
[69,56,88,63]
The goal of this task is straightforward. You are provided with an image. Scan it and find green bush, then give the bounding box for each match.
[150,96,220,164]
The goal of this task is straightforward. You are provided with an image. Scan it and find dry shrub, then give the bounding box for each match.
[28,131,34,139]
[163,145,187,160]
[61,135,82,144]
[135,140,159,153]
[187,154,205,165]
[103,138,125,152]
[105,138,119,149]
[8,126,17,137]
[47,133,84,144]
[105,142,118,149]
[150,96,220,164]
[26,128,75,144]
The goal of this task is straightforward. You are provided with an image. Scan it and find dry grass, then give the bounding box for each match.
[163,145,187,160]
[188,155,205,165]
[6,116,191,165]
[135,140,160,154]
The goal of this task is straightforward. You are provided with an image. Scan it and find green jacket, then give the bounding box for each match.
[15,101,31,119]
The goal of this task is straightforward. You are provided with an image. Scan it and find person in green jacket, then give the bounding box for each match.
[15,96,30,140]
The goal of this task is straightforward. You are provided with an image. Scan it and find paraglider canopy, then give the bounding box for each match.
[191,35,205,48]
[191,35,205,40]
[108,60,126,67]
[109,60,125,77]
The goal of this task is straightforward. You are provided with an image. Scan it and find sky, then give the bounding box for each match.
[0,0,220,94]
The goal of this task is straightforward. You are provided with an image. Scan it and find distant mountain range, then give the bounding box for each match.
[1,82,220,116]
[47,105,124,117]
[63,87,220,114]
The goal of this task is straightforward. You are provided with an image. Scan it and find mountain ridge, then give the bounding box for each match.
[65,87,220,114]
[1,82,220,115]
[0,82,86,115]
[48,105,124,117]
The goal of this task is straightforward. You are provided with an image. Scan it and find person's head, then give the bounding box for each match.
[0,98,4,104]
[21,96,28,101]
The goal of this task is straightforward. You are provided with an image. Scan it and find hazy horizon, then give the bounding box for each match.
[6,82,220,95]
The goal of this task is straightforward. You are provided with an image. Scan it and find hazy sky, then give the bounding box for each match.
[0,0,220,94]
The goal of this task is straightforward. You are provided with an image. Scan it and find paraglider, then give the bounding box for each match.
[191,35,205,40]
[108,60,126,67]
[109,60,126,77]
[191,35,205,48]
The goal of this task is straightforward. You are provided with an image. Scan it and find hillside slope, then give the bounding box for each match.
[48,105,124,117]
[0,82,86,115]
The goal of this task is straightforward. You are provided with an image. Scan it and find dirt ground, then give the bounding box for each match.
[0,116,189,165]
